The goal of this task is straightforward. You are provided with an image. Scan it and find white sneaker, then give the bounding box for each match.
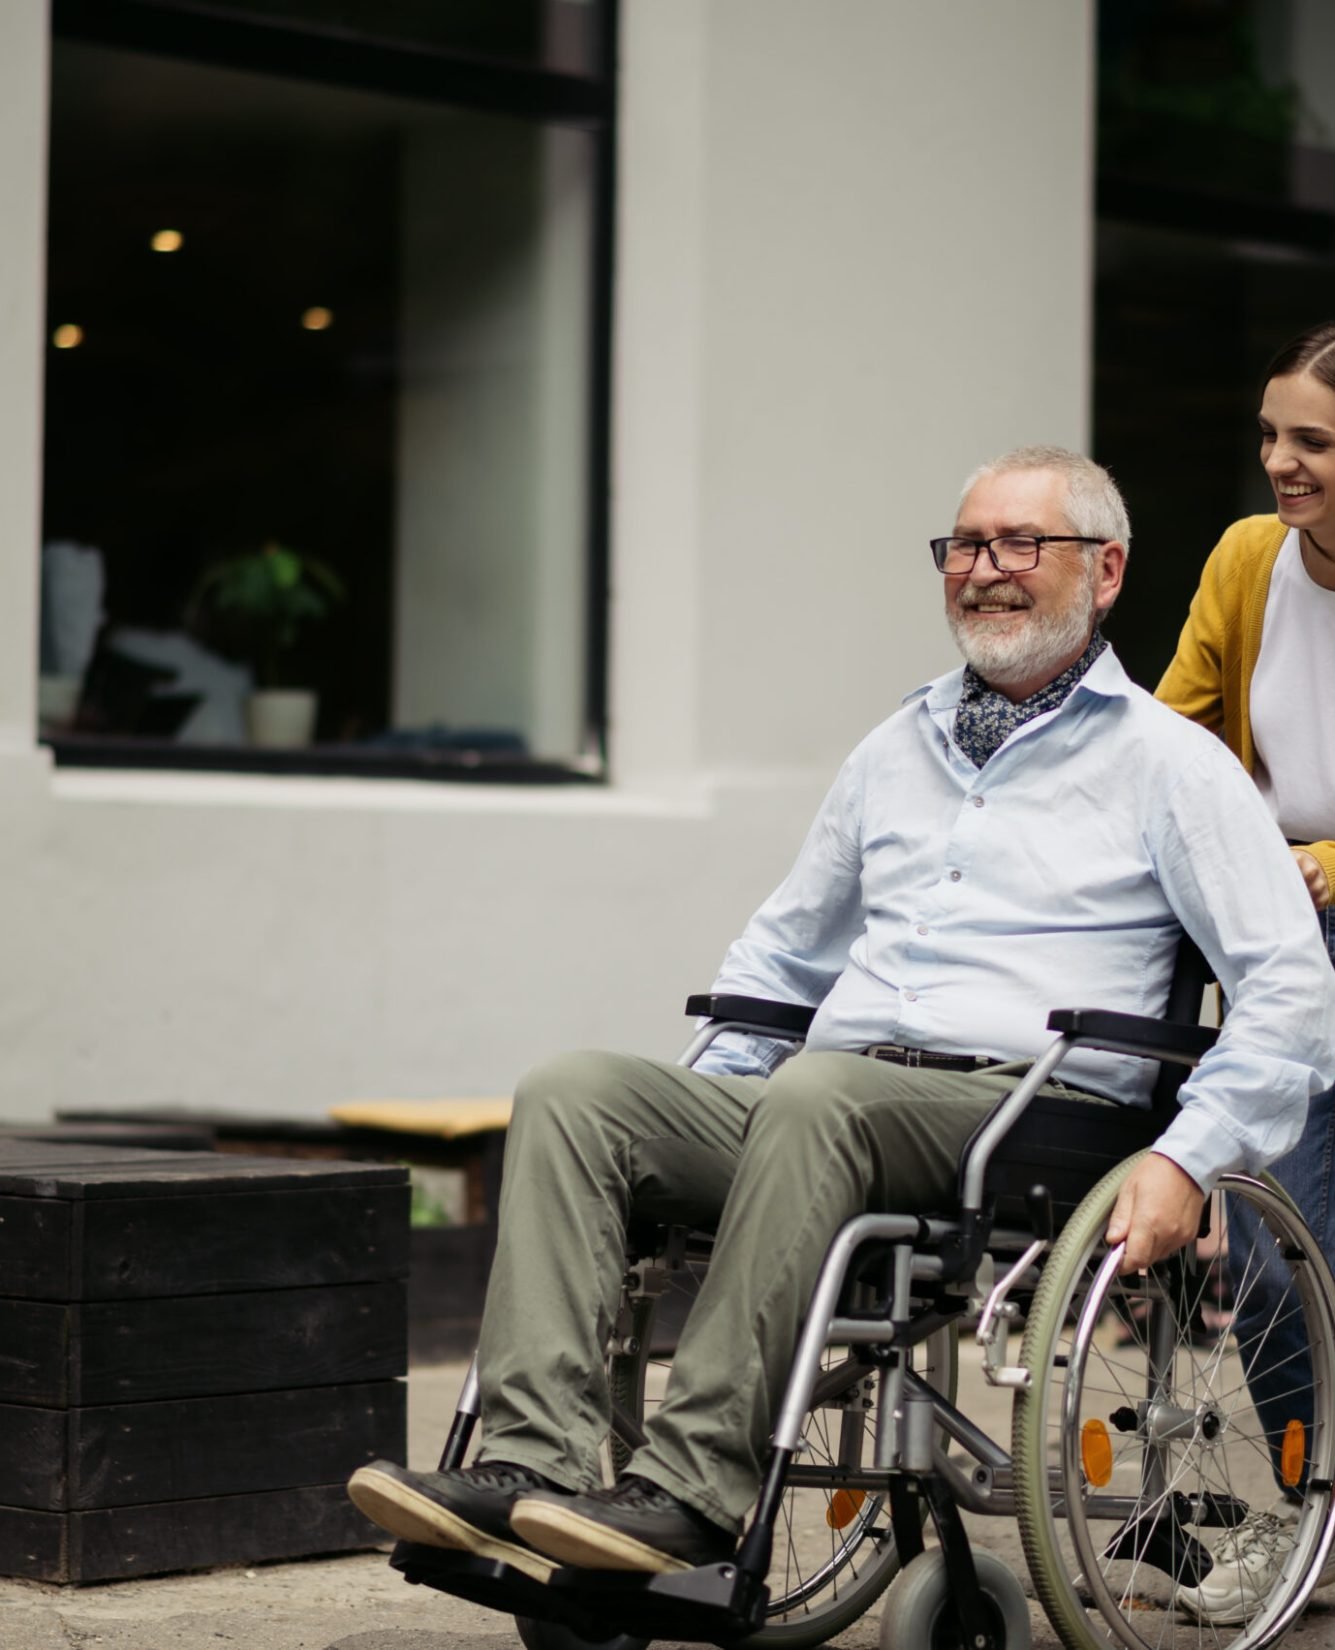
[1177,1500,1335,1626]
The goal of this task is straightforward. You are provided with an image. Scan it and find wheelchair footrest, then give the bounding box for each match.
[391,1544,560,1620]
[389,1542,769,1641]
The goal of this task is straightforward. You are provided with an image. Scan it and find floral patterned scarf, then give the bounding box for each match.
[953,630,1107,769]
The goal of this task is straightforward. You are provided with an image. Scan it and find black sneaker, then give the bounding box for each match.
[347,1459,562,1582]
[511,1475,735,1573]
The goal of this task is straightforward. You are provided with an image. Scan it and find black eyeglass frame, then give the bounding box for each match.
[928,535,1106,573]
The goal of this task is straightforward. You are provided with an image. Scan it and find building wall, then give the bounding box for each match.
[0,0,1094,1120]
[0,0,46,755]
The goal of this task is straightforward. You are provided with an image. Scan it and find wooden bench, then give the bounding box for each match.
[0,1137,409,1582]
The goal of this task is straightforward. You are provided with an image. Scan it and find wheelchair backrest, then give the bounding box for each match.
[1147,933,1214,1117]
[961,932,1215,1230]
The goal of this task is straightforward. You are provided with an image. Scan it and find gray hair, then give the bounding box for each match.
[959,444,1132,552]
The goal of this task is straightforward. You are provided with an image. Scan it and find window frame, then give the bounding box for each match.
[44,0,616,786]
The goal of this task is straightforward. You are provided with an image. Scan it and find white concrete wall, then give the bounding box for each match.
[0,0,47,755]
[0,0,1094,1121]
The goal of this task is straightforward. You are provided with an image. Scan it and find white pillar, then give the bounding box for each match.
[0,1,49,753]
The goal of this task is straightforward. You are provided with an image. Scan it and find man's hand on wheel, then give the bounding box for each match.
[1105,1152,1206,1275]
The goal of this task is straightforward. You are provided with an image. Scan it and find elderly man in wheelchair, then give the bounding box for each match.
[350,447,1335,1650]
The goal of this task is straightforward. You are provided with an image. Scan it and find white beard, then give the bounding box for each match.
[947,568,1099,689]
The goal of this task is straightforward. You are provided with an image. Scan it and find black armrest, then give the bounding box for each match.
[684,995,816,1037]
[1046,1008,1218,1064]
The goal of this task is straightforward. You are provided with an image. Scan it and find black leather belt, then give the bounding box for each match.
[861,1043,1001,1073]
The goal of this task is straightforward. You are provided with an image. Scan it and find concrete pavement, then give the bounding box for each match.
[3,1353,1333,1650]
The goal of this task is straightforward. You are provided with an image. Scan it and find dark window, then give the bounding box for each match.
[1094,0,1335,687]
[40,0,614,782]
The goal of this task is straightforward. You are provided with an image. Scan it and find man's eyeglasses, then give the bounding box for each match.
[929,535,1105,574]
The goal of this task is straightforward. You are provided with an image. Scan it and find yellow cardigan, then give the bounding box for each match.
[1156,513,1335,897]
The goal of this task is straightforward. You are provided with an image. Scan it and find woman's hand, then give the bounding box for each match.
[1292,847,1332,911]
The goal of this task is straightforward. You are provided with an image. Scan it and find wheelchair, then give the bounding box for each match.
[390,940,1335,1650]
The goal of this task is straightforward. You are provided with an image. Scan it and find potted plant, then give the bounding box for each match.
[190,541,346,748]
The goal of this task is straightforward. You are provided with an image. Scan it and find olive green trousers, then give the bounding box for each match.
[474,1047,1033,1530]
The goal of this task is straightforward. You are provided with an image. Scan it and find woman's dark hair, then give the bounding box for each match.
[1264,321,1335,394]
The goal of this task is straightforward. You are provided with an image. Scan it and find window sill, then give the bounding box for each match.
[43,734,603,787]
[43,741,719,822]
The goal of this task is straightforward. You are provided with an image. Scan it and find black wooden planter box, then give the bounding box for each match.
[0,1139,409,1582]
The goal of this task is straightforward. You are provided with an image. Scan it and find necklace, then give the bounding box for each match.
[1301,528,1335,590]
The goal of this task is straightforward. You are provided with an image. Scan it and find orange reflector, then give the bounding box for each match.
[1282,1419,1307,1489]
[1082,1419,1113,1486]
[826,1489,867,1529]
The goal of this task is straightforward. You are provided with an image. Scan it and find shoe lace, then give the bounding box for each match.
[1216,1508,1293,1568]
[462,1462,547,1492]
[613,1475,676,1510]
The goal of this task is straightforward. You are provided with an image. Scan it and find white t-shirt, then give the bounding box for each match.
[1249,528,1335,843]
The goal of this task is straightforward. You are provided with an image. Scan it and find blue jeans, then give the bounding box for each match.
[1227,906,1335,1497]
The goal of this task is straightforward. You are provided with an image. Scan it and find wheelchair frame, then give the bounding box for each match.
[391,953,1335,1650]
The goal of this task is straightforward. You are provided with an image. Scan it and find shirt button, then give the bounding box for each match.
[973,796,985,808]
[904,990,918,1003]
[949,870,962,882]
[916,924,928,936]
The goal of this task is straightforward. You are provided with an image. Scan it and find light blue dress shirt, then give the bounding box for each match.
[697,647,1335,1193]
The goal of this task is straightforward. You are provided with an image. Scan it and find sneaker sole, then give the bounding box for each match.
[347,1467,556,1583]
[511,1498,692,1573]
[1175,1590,1257,1628]
[1177,1560,1335,1627]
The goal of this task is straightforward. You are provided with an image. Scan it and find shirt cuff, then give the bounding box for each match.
[1148,1109,1244,1196]
[691,1030,798,1081]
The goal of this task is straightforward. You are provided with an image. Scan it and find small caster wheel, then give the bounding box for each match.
[878,1548,1030,1650]
[515,1617,648,1650]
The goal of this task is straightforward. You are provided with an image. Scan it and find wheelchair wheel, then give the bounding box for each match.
[878,1548,1031,1650]
[607,1267,958,1649]
[1013,1155,1335,1650]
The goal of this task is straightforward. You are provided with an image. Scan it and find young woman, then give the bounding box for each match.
[1158,320,1335,1626]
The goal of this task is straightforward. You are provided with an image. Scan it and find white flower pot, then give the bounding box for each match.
[246,689,318,749]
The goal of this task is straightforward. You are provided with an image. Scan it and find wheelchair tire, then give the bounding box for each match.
[515,1617,646,1650]
[607,1277,958,1649]
[1013,1154,1335,1650]
[877,1548,1031,1650]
